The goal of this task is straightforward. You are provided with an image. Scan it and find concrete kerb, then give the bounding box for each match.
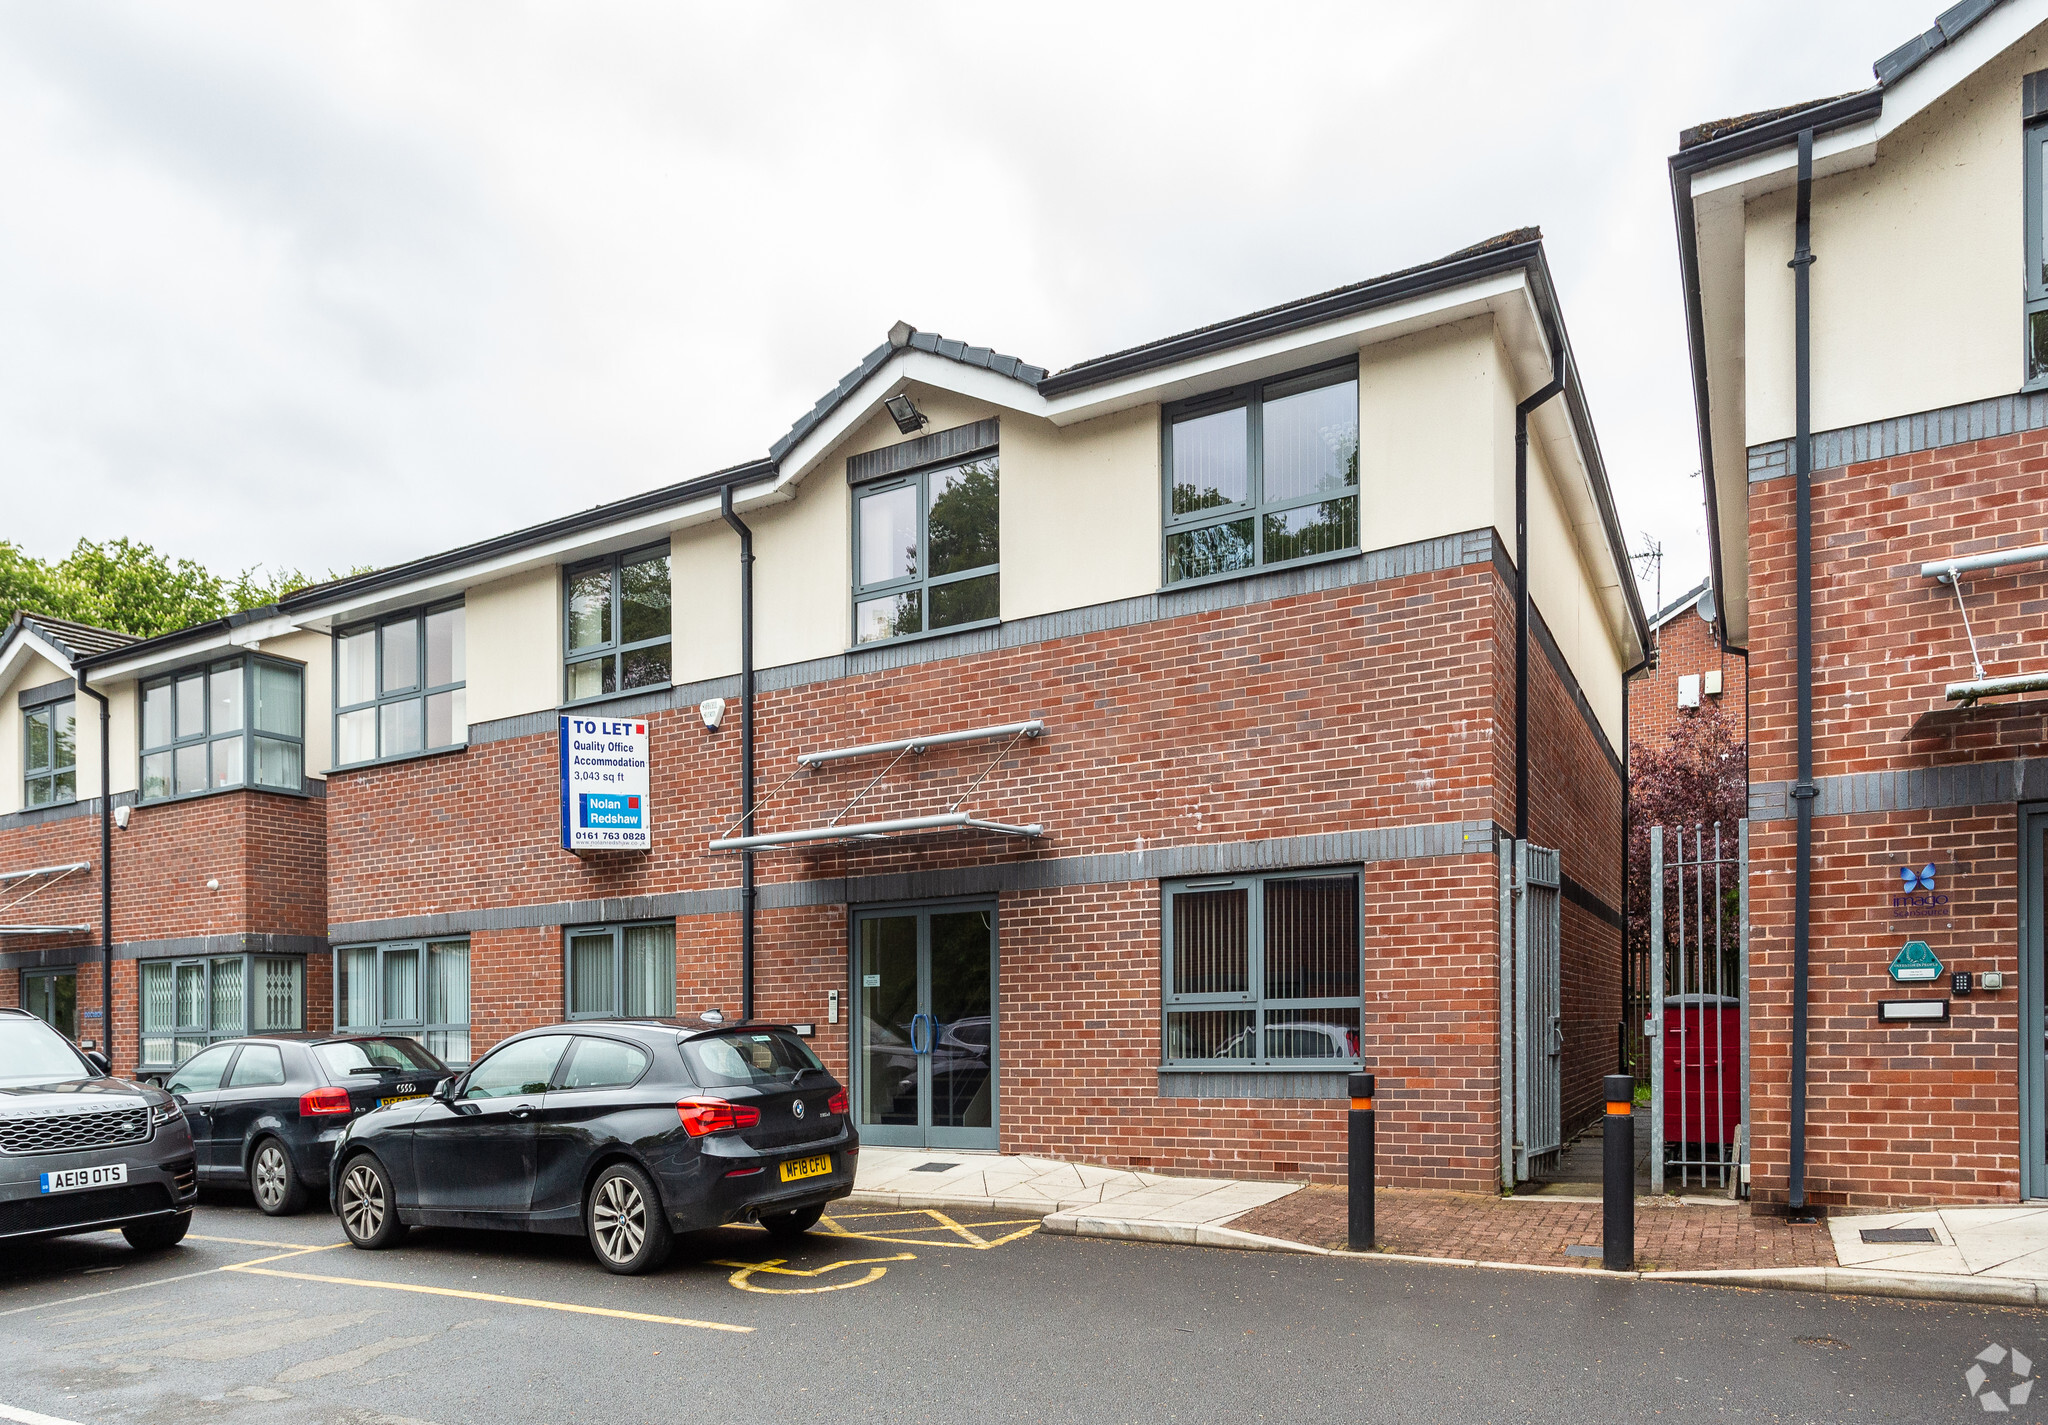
[1039,1212,2048,1307]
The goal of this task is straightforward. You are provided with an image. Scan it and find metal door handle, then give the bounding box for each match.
[909,1014,930,1055]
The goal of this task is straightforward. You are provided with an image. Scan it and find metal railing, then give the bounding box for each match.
[1649,821,1749,1194]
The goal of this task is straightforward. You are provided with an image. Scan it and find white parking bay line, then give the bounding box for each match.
[1,1402,90,1425]
[227,1266,753,1333]
[0,1244,348,1319]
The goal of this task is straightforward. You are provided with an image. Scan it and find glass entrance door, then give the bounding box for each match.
[854,905,996,1150]
[22,969,77,1039]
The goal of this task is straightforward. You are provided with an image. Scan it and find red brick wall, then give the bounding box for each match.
[1630,601,1748,754]
[1747,428,2048,1207]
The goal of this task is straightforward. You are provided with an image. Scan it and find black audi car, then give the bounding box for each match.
[0,1008,197,1250]
[164,1033,447,1215]
[329,1017,857,1273]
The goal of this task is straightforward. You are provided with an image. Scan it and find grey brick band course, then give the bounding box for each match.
[1750,757,2048,821]
[1749,388,2048,482]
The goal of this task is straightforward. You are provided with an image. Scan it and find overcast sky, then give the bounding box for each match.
[0,2,1941,614]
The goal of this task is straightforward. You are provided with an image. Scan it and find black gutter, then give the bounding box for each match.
[1789,128,1818,1217]
[1514,335,1567,843]
[1667,87,1882,651]
[74,670,114,1067]
[720,486,757,1024]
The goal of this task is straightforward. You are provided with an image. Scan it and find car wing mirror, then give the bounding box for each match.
[83,1050,111,1076]
[431,1076,458,1101]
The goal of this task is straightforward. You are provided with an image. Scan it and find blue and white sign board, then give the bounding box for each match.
[560,716,651,852]
[1889,940,1944,983]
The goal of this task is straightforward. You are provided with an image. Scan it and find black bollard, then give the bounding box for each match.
[1602,1073,1635,1271]
[1348,1072,1375,1252]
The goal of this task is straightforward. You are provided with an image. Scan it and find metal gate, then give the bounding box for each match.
[1648,821,1748,1193]
[1506,840,1562,1182]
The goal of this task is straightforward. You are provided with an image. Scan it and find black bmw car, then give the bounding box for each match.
[0,1008,197,1249]
[329,1017,857,1273]
[164,1034,448,1215]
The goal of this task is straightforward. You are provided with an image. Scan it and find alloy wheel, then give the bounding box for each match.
[341,1162,385,1239]
[253,1145,288,1209]
[592,1175,646,1264]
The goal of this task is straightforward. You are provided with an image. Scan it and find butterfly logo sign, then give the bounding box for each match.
[1893,864,1948,918]
[1900,864,1937,893]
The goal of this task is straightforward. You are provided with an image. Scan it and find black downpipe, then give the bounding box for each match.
[1622,652,1648,1076]
[1514,337,1567,843]
[1789,128,1817,1215]
[76,672,114,1066]
[720,485,757,1023]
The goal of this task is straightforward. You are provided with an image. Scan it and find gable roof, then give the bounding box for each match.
[5,613,135,664]
[1648,579,1713,634]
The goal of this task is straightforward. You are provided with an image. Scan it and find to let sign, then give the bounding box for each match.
[560,716,651,852]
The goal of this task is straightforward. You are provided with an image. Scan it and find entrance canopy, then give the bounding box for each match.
[708,720,1045,854]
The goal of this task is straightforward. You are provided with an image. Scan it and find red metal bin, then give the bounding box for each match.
[1663,993,1740,1146]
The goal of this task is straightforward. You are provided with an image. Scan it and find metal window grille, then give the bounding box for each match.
[1162,871,1363,1068]
[1648,821,1748,1194]
[137,952,306,1070]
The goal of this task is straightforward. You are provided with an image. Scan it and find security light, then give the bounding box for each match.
[699,697,726,732]
[885,394,928,434]
[113,805,130,830]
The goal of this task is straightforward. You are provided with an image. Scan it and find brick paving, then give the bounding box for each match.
[1228,1185,1840,1272]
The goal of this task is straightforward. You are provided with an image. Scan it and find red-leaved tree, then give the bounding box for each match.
[1627,700,1748,987]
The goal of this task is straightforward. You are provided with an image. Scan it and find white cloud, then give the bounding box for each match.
[0,0,1940,607]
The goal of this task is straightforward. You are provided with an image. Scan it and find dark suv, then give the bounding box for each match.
[331,1017,857,1273]
[0,1008,197,1250]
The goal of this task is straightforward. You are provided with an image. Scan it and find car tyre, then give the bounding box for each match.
[337,1154,408,1250]
[759,1204,825,1239]
[586,1162,671,1275]
[122,1211,191,1252]
[250,1137,308,1216]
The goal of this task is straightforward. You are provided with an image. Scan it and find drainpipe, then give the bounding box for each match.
[1789,128,1817,1216]
[1514,335,1567,843]
[75,670,114,1068]
[720,484,757,1023]
[1622,652,1648,1077]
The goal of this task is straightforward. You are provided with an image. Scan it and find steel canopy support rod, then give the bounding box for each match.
[721,485,757,1024]
[1789,127,1817,1216]
[76,670,114,1066]
[798,720,1045,768]
[1514,334,1567,843]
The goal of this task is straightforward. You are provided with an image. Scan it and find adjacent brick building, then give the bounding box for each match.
[2,231,1645,1192]
[1628,580,1748,754]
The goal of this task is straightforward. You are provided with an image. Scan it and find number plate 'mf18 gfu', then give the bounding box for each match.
[560,716,651,853]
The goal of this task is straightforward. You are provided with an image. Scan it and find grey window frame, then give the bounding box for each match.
[850,452,1001,647]
[333,938,472,1067]
[332,601,467,769]
[22,691,76,809]
[2026,95,2048,389]
[138,655,305,804]
[20,967,76,1037]
[562,919,676,1020]
[138,953,305,1071]
[1160,868,1364,1070]
[562,543,672,706]
[1160,358,1361,589]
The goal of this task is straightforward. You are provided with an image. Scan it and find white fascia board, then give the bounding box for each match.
[86,612,309,682]
[1038,274,1530,426]
[1688,120,1878,204]
[771,350,1051,488]
[0,628,76,695]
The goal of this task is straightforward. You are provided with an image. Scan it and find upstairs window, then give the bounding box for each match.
[853,455,1000,644]
[1162,362,1359,586]
[335,604,466,767]
[565,546,671,703]
[140,657,302,802]
[23,694,75,808]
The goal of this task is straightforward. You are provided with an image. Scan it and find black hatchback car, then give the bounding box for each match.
[164,1034,448,1215]
[0,1008,197,1250]
[330,1017,857,1273]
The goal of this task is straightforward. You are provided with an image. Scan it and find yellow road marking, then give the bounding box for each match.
[187,1234,331,1250]
[229,1244,351,1268]
[226,1267,751,1332]
[712,1254,913,1294]
[813,1209,1042,1250]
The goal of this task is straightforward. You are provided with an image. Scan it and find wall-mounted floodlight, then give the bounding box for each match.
[699,697,726,732]
[113,805,130,830]
[885,394,928,434]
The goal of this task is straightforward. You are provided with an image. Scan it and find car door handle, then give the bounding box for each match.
[511,1103,537,1119]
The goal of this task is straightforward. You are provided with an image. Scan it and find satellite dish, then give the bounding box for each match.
[1697,586,1718,624]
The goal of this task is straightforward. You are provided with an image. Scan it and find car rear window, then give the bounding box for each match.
[0,1018,92,1086]
[316,1038,443,1077]
[680,1030,822,1088]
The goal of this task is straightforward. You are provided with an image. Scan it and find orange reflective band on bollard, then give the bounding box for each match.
[1605,1101,1632,1116]
[1350,1097,1373,1111]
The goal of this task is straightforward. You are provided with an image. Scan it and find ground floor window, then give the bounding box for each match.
[565,921,674,1019]
[21,968,76,1038]
[336,939,471,1066]
[139,954,303,1070]
[1161,869,1362,1067]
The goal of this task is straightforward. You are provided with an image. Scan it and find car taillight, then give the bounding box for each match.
[826,1089,848,1116]
[677,1097,761,1137]
[299,1086,352,1117]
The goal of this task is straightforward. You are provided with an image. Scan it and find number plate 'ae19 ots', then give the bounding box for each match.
[560,716,652,852]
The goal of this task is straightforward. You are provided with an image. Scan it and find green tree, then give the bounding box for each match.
[1,538,368,640]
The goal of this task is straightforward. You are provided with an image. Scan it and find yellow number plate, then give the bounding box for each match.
[778,1154,832,1183]
[377,1094,425,1109]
